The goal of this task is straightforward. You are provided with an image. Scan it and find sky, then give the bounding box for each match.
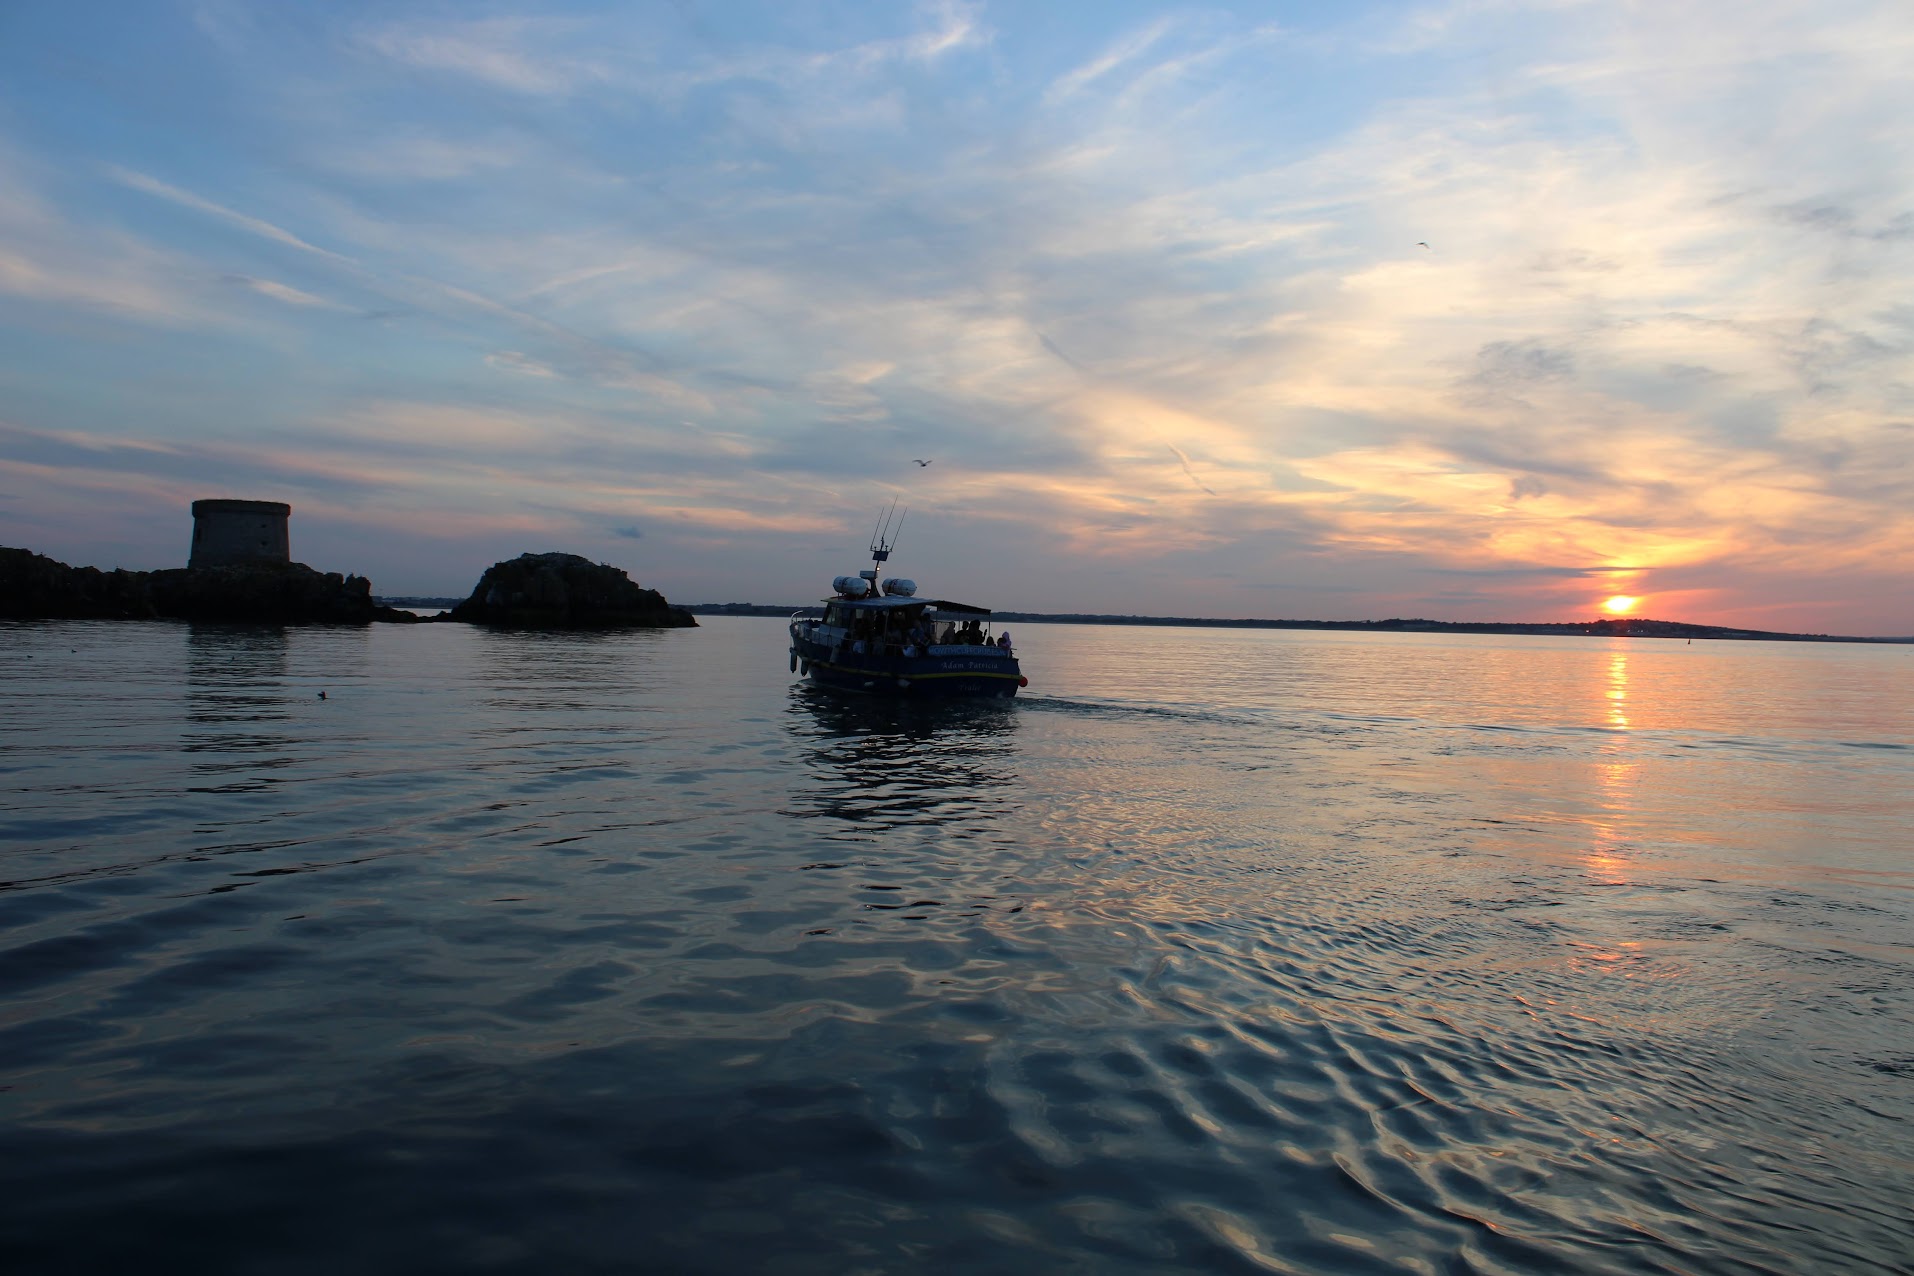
[1,1,1911,632]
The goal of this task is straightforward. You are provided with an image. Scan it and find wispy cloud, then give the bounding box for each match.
[0,149,203,322]
[317,130,533,181]
[355,17,610,96]
[1046,16,1180,101]
[224,274,352,310]
[486,351,559,379]
[1165,443,1217,496]
[108,167,351,263]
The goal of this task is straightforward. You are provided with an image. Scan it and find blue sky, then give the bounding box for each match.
[2,1,1911,631]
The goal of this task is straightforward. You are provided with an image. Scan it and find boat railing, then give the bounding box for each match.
[925,643,1012,657]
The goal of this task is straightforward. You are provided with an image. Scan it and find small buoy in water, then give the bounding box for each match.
[317,691,327,700]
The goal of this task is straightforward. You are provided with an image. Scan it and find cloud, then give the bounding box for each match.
[0,148,205,322]
[319,131,532,181]
[224,274,351,310]
[108,167,351,263]
[1045,15,1179,102]
[1468,340,1577,391]
[1165,443,1217,496]
[487,351,559,379]
[103,166,720,408]
[612,525,643,540]
[879,0,986,64]
[355,18,610,96]
[326,402,571,451]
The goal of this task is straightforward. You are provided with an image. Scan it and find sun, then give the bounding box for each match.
[1602,595,1640,615]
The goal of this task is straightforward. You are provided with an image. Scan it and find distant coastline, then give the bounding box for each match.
[681,602,1914,645]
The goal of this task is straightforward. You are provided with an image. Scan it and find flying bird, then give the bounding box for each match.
[910,458,932,467]
[1417,242,1430,249]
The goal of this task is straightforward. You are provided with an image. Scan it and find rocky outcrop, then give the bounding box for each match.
[144,562,421,624]
[0,547,421,624]
[447,552,696,628]
[1,549,153,619]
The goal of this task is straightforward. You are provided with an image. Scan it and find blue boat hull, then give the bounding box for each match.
[791,636,1021,698]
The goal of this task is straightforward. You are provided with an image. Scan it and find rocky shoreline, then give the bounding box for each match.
[0,547,416,624]
[1,547,695,629]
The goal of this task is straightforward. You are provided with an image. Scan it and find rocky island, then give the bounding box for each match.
[448,552,695,628]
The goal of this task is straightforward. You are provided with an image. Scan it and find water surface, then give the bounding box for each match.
[3,618,1910,1273]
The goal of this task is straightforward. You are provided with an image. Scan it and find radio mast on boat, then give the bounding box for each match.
[864,500,906,592]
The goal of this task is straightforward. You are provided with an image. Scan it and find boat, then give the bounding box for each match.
[787,507,1025,698]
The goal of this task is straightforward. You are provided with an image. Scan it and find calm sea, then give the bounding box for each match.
[3,617,1910,1274]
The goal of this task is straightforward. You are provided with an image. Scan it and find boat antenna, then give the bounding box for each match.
[867,498,905,588]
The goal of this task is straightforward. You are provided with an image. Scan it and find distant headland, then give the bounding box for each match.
[683,603,1912,645]
[1,499,693,629]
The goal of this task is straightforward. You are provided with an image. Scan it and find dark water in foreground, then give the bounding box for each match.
[3,617,1911,1274]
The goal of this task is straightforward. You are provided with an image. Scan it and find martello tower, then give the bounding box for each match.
[189,499,291,569]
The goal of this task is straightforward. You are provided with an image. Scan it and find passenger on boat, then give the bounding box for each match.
[997,631,1013,651]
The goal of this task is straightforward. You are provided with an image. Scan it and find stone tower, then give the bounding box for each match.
[189,499,291,569]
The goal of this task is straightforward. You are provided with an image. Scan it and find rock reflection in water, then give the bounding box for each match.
[183,625,296,790]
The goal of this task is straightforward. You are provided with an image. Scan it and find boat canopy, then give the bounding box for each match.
[821,595,991,615]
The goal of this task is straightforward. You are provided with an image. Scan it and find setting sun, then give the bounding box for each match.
[1602,595,1640,615]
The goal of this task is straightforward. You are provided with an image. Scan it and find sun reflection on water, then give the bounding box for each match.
[1605,650,1629,731]
[1589,649,1637,884]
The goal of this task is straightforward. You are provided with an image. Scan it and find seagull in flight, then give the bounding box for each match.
[910,458,932,467]
[1417,242,1430,249]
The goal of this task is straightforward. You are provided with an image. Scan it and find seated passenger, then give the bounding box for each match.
[996,630,1013,651]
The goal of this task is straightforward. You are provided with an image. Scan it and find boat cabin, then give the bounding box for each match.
[812,595,996,658]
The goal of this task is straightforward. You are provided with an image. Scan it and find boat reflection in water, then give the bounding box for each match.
[781,685,1022,834]
[788,506,1025,699]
